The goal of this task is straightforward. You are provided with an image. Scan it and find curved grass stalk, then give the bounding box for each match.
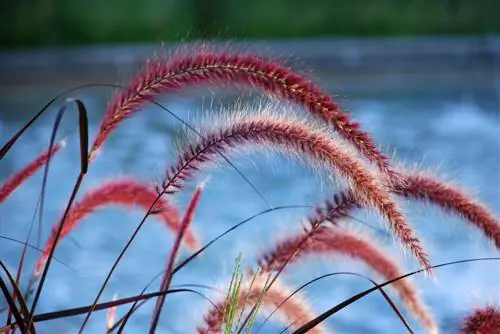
[319,171,500,249]
[91,50,397,182]
[161,116,429,271]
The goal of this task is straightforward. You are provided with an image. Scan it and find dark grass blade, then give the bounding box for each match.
[27,98,89,330]
[292,257,500,334]
[0,262,31,333]
[265,272,413,334]
[75,99,89,174]
[5,288,210,327]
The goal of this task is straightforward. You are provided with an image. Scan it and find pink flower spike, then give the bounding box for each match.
[0,140,65,204]
[90,50,397,182]
[34,178,198,277]
[257,225,437,333]
[395,172,500,249]
[461,305,500,333]
[150,183,205,331]
[163,116,429,272]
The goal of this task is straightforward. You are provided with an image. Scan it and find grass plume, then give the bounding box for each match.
[91,49,397,182]
[0,140,65,204]
[257,224,437,333]
[34,178,199,277]
[164,115,429,271]
[460,305,500,334]
[394,171,500,248]
[1,42,499,333]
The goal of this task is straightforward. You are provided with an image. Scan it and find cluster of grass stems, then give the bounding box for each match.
[0,43,499,333]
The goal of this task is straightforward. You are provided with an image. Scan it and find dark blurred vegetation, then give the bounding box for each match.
[1,0,499,49]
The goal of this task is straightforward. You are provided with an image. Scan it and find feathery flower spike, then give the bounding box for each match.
[91,50,397,183]
[34,178,198,276]
[106,294,118,332]
[256,225,437,333]
[461,305,500,334]
[0,140,65,204]
[151,182,205,330]
[163,116,429,271]
[395,172,500,248]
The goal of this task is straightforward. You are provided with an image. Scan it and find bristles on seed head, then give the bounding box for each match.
[166,109,429,272]
[90,48,397,182]
[461,305,500,333]
[394,166,500,249]
[34,178,198,277]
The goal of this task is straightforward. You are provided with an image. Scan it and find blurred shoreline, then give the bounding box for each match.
[0,36,499,95]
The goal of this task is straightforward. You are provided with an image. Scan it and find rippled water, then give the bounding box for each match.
[1,75,499,333]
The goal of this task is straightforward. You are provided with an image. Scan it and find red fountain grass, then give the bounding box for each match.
[163,115,430,271]
[461,305,500,334]
[0,140,65,204]
[198,274,326,334]
[106,294,118,332]
[90,50,398,183]
[34,178,199,277]
[394,171,500,248]
[309,169,500,254]
[150,183,204,332]
[256,224,437,333]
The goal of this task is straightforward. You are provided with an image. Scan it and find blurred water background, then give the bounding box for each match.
[1,1,500,333]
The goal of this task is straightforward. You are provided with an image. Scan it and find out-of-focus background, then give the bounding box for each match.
[0,1,499,334]
[1,0,500,48]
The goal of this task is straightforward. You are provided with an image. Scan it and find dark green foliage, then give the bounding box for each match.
[1,0,499,49]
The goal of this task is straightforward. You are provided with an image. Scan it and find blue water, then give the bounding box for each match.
[1,80,499,334]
